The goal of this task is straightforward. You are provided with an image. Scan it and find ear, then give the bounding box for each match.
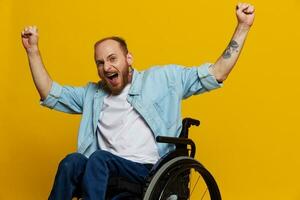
[126,52,133,65]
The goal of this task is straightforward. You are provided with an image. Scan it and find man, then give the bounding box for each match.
[21,3,255,200]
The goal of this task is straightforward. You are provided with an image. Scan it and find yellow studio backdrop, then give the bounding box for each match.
[1,0,300,199]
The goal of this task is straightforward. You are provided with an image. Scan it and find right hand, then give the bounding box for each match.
[21,25,39,52]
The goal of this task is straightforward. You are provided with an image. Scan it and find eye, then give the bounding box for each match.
[96,61,104,67]
[109,56,116,62]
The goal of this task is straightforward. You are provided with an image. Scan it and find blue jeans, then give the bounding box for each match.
[48,150,152,200]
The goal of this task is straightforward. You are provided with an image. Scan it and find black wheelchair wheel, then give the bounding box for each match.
[143,156,221,200]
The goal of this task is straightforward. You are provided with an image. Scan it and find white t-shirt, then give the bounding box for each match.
[96,84,160,164]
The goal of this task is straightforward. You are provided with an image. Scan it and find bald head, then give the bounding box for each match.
[94,36,128,56]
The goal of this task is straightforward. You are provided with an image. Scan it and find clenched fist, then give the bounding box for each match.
[21,25,39,52]
[236,3,255,29]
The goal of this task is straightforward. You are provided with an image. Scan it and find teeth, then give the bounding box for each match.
[106,72,117,77]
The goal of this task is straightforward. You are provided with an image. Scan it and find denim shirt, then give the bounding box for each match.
[41,63,222,158]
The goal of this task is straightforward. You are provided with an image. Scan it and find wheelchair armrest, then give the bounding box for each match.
[156,136,196,158]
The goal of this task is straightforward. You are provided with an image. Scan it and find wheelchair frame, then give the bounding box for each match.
[106,118,222,200]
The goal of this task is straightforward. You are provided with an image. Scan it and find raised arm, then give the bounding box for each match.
[209,2,255,82]
[21,26,52,100]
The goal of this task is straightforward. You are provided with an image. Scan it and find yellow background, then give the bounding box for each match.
[1,0,300,199]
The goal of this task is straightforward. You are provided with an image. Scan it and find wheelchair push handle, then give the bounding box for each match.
[156,118,200,157]
[183,118,200,127]
[180,118,200,138]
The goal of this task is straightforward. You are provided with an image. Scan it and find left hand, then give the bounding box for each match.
[236,2,255,29]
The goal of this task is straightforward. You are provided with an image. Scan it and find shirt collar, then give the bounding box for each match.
[128,68,143,96]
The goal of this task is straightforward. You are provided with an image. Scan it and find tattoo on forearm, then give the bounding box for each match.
[222,40,239,59]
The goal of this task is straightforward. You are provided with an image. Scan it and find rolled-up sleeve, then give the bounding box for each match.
[175,63,223,99]
[40,81,63,109]
[197,63,223,91]
[40,81,87,114]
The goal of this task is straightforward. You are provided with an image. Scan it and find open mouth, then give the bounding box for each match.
[105,72,119,86]
[106,72,118,80]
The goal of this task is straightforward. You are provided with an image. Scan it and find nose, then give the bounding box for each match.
[103,62,113,72]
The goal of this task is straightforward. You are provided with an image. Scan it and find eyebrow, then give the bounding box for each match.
[96,53,116,65]
[107,53,116,59]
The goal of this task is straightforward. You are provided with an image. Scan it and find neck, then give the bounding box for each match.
[128,67,133,83]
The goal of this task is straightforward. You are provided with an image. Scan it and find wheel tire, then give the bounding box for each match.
[143,156,221,200]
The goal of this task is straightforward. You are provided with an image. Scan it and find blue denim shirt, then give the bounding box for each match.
[41,63,222,158]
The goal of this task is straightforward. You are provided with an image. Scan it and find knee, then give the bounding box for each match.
[58,152,87,171]
[88,150,113,164]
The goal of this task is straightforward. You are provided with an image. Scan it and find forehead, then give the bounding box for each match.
[95,39,123,57]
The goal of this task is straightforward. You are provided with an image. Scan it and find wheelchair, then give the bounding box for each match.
[106,118,222,200]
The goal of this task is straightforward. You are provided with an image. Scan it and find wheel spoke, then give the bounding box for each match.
[190,173,201,196]
[200,188,208,200]
[189,169,208,200]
